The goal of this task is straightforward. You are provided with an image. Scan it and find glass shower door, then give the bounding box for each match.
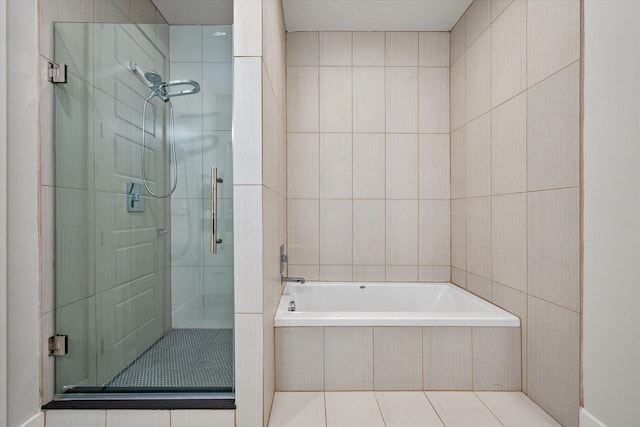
[51,22,234,396]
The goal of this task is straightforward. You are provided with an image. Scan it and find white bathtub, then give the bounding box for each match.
[275,281,523,391]
[275,282,519,327]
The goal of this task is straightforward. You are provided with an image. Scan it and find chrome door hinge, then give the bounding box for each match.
[48,334,68,356]
[48,62,67,84]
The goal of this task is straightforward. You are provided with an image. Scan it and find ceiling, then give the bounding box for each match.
[153,0,471,31]
[152,0,233,25]
[282,0,472,32]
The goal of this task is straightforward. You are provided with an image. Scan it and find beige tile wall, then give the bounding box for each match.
[233,0,287,426]
[450,1,581,426]
[45,409,235,427]
[261,1,287,425]
[287,31,451,282]
[233,1,263,425]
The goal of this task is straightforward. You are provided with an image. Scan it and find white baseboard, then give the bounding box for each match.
[580,408,608,427]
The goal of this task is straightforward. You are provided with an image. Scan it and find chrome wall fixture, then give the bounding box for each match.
[131,62,200,101]
[280,244,306,284]
[130,62,201,198]
[211,167,223,253]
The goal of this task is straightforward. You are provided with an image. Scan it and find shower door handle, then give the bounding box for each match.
[211,167,223,254]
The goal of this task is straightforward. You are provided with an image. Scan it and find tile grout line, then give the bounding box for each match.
[524,0,530,394]
[316,34,321,276]
[323,391,328,427]
[473,391,508,427]
[528,292,581,315]
[372,391,388,427]
[350,32,355,279]
[487,6,496,393]
[383,31,387,281]
[371,326,376,391]
[322,326,325,391]
[417,56,422,279]
[423,391,447,427]
[471,324,474,390]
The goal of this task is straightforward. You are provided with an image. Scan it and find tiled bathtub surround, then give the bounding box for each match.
[275,326,521,392]
[286,31,451,282]
[450,1,581,426]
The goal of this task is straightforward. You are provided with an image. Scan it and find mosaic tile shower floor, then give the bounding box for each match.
[106,328,233,389]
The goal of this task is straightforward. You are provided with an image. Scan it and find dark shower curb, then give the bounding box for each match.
[42,398,235,410]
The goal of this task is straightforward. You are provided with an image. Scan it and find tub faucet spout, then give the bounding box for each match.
[281,275,306,284]
[280,244,306,284]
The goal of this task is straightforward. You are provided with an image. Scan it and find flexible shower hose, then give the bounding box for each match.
[141,92,178,198]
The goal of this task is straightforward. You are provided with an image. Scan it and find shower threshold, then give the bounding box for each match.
[42,394,235,410]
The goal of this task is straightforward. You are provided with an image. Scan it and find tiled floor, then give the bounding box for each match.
[106,329,233,389]
[268,391,561,427]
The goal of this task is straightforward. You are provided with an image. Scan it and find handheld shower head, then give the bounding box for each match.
[131,62,170,101]
[131,62,163,88]
[130,62,200,102]
[130,59,202,198]
[144,70,164,87]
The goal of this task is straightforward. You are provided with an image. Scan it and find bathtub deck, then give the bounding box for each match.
[268,391,561,427]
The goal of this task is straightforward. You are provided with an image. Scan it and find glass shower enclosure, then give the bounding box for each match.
[51,22,233,397]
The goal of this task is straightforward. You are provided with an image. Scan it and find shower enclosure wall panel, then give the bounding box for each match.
[53,23,171,391]
[169,25,234,330]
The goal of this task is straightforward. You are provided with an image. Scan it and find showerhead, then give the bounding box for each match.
[131,62,163,88]
[144,70,164,87]
[130,61,200,102]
